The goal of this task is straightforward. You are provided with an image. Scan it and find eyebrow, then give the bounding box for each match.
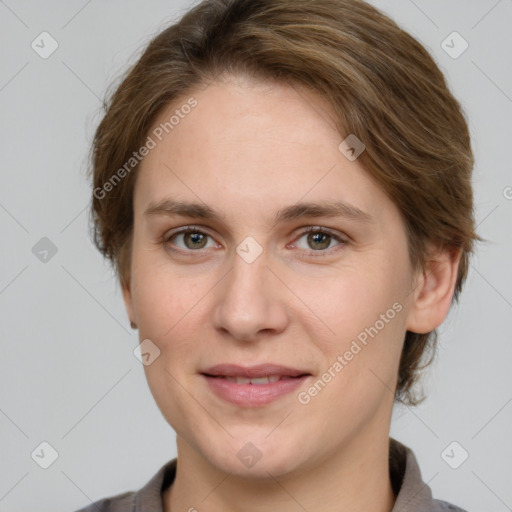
[144,198,374,224]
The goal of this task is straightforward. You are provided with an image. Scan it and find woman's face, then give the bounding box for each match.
[124,74,420,477]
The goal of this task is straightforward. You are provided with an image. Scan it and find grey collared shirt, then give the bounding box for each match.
[74,438,468,511]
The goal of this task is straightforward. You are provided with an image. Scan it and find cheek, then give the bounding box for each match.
[131,260,207,426]
[303,258,405,338]
[130,244,201,336]
[298,283,406,432]
[130,253,218,389]
[299,255,409,387]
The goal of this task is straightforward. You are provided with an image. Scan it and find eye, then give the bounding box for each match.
[163,225,347,256]
[164,226,217,252]
[292,227,347,254]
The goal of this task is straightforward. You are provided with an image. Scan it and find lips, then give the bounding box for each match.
[201,365,311,407]
[201,363,310,380]
[222,375,295,384]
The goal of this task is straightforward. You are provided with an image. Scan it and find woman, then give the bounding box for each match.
[79,0,478,510]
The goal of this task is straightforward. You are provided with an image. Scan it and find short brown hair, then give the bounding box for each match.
[89,0,480,406]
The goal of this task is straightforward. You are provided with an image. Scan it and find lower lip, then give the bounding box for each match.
[202,375,310,407]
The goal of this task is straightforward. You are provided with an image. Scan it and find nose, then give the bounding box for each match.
[211,250,290,342]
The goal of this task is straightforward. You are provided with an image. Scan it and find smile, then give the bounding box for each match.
[201,373,310,407]
[211,375,300,384]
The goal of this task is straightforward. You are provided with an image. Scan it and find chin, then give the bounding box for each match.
[201,434,308,480]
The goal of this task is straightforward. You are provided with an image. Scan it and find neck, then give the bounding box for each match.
[163,431,396,512]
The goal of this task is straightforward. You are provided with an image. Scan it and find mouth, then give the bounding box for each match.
[203,374,308,384]
[201,363,311,379]
[200,364,312,407]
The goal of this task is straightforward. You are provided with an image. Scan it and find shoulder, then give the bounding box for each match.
[432,499,469,512]
[71,458,177,512]
[73,491,135,512]
[389,438,469,512]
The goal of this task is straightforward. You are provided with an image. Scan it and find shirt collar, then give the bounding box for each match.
[133,437,441,511]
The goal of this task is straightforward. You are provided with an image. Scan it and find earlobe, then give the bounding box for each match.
[405,246,461,334]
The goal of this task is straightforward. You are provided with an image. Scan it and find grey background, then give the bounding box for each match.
[0,0,511,510]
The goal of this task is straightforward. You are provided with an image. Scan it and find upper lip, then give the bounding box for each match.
[201,364,311,378]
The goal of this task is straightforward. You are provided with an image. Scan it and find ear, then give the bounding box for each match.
[405,245,461,334]
[121,277,137,327]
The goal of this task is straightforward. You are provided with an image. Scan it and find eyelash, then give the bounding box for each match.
[163,225,348,257]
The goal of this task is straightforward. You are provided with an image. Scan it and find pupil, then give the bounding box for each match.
[309,232,329,250]
[186,232,206,248]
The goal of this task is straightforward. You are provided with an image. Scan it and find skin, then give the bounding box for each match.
[122,73,460,512]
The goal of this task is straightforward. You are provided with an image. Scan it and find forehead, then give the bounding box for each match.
[134,76,395,225]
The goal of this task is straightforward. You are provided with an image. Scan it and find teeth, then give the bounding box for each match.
[223,375,291,384]
[225,376,251,384]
